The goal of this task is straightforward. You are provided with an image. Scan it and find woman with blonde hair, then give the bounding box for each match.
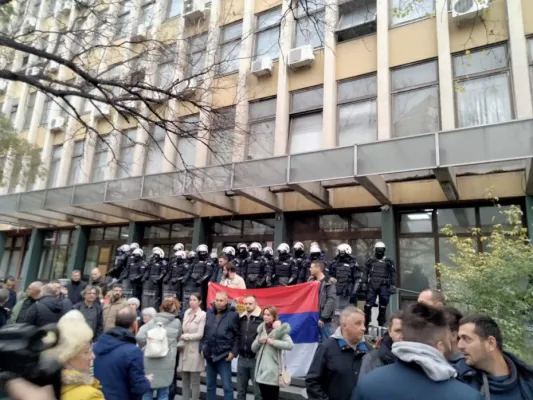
[45,310,104,400]
[252,305,294,400]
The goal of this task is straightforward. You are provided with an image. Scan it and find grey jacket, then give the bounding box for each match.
[360,349,385,377]
[314,276,336,322]
[137,312,182,389]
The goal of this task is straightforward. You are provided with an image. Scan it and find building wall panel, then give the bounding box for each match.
[211,74,240,108]
[457,172,523,199]
[288,49,325,91]
[336,35,378,80]
[248,62,280,100]
[221,0,245,25]
[389,18,438,67]
[523,0,533,34]
[255,0,282,14]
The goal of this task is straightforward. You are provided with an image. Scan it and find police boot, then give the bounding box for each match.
[377,305,387,327]
[364,303,373,329]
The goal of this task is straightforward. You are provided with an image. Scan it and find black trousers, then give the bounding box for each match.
[259,383,280,400]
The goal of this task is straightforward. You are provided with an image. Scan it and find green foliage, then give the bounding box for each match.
[0,115,45,188]
[437,203,533,362]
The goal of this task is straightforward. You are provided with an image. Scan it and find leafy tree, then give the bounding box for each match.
[438,202,533,362]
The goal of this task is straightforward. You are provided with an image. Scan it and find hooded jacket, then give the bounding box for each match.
[460,352,533,400]
[65,280,87,305]
[23,295,67,326]
[353,341,484,400]
[311,275,336,322]
[201,302,240,362]
[239,306,263,358]
[93,326,151,400]
[306,327,372,400]
[61,369,104,400]
[360,332,397,377]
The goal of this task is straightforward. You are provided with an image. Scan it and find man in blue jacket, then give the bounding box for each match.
[202,290,240,400]
[94,307,152,400]
[458,314,533,400]
[353,303,484,400]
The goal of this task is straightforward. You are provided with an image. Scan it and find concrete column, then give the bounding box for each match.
[507,0,533,118]
[232,0,255,162]
[526,196,533,242]
[376,0,391,140]
[0,232,6,275]
[128,222,145,244]
[273,0,295,155]
[192,217,210,249]
[322,0,338,148]
[381,205,399,312]
[105,130,123,180]
[436,0,455,130]
[19,228,44,290]
[66,225,90,276]
[80,132,97,184]
[274,212,288,249]
[13,86,30,132]
[195,0,222,167]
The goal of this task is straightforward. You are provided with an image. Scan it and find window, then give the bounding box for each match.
[157,45,176,90]
[0,235,28,280]
[336,0,377,43]
[84,226,129,277]
[254,7,281,60]
[117,129,137,178]
[529,38,533,95]
[61,79,75,119]
[21,55,29,69]
[391,0,434,26]
[139,1,155,27]
[10,100,18,124]
[91,139,109,182]
[294,0,325,49]
[115,0,132,39]
[177,114,198,169]
[207,108,235,166]
[92,12,107,46]
[47,0,57,16]
[68,141,84,185]
[289,87,323,153]
[337,75,377,146]
[187,33,207,78]
[23,92,37,129]
[47,145,62,188]
[144,126,166,175]
[41,97,52,126]
[454,44,512,128]
[247,98,276,160]
[167,0,182,19]
[218,22,243,75]
[391,60,440,137]
[37,230,74,280]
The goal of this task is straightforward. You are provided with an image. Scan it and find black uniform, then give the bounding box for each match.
[330,254,363,300]
[363,257,397,327]
[294,250,308,284]
[121,254,146,300]
[163,254,186,303]
[299,252,328,283]
[271,254,298,287]
[264,253,275,287]
[142,255,168,309]
[108,249,129,280]
[234,253,248,278]
[183,254,214,311]
[245,253,266,289]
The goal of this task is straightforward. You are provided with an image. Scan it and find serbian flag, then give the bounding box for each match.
[207,281,320,377]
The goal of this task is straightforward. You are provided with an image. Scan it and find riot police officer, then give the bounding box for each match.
[183,245,213,310]
[330,244,362,306]
[293,242,307,284]
[235,243,249,277]
[122,248,146,300]
[363,241,397,328]
[107,244,130,282]
[163,250,186,303]
[299,243,323,283]
[142,247,167,309]
[173,243,184,253]
[246,242,266,289]
[263,247,275,287]
[271,243,298,287]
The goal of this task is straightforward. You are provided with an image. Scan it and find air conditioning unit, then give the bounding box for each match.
[288,45,315,69]
[49,116,67,132]
[46,61,59,74]
[451,0,490,21]
[21,17,37,33]
[183,0,209,22]
[173,78,197,98]
[0,80,7,93]
[26,67,40,76]
[251,57,272,77]
[93,103,111,118]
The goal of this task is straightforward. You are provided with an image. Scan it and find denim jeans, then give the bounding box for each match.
[142,387,170,400]
[320,321,331,342]
[236,357,262,400]
[206,358,234,400]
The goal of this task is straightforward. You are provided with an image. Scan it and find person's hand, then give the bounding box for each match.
[146,374,154,382]
[259,337,267,344]
[266,338,274,345]
[5,379,55,400]
[226,352,235,362]
[318,320,324,328]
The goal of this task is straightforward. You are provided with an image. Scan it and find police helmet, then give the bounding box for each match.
[263,246,274,256]
[310,244,321,254]
[188,251,197,259]
[175,250,186,259]
[293,242,304,251]
[223,246,236,256]
[196,244,208,253]
[250,242,262,252]
[374,241,386,250]
[119,244,130,252]
[130,243,140,250]
[132,248,143,257]
[152,247,165,258]
[237,243,248,251]
[338,243,352,255]
[173,243,184,252]
[277,243,290,254]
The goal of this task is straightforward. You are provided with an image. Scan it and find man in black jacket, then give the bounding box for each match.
[65,270,87,305]
[310,260,337,342]
[201,291,240,400]
[23,284,68,326]
[360,309,403,376]
[237,295,263,400]
[73,285,103,341]
[306,305,372,400]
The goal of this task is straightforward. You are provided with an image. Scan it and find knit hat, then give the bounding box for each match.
[44,310,93,365]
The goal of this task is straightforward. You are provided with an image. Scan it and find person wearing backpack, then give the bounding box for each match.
[137,296,182,400]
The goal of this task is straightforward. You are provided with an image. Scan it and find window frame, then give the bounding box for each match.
[41,96,53,126]
[187,33,208,79]
[116,128,137,179]
[207,107,236,166]
[389,0,435,27]
[529,37,533,98]
[115,0,132,39]
[68,140,84,185]
[46,144,62,188]
[288,86,324,154]
[390,59,440,137]
[139,1,156,28]
[144,125,167,176]
[166,0,182,20]
[294,0,326,49]
[247,97,276,160]
[0,234,29,280]
[176,114,199,169]
[336,0,377,43]
[23,91,37,130]
[37,229,75,281]
[253,7,282,61]
[217,21,244,76]
[91,138,110,183]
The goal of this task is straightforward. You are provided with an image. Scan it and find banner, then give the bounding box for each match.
[207,282,320,377]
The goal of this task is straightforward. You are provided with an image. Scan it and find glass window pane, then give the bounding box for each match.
[218,42,241,74]
[117,146,136,178]
[221,22,243,42]
[257,7,282,29]
[248,120,275,160]
[255,26,281,59]
[436,208,476,234]
[190,34,208,53]
[250,98,277,120]
[352,238,380,267]
[319,214,349,232]
[167,0,182,18]
[90,227,104,240]
[0,251,9,279]
[157,62,174,89]
[392,86,440,137]
[298,0,325,15]
[190,51,205,77]
[295,12,325,48]
[91,151,108,182]
[528,39,533,62]
[291,87,323,113]
[57,230,70,245]
[208,129,234,165]
[145,224,171,239]
[212,221,241,235]
[14,237,23,247]
[399,237,436,293]
[52,247,69,279]
[5,237,13,248]
[338,75,377,102]
[177,136,197,169]
[104,226,120,240]
[140,3,154,26]
[68,155,83,185]
[243,219,275,235]
[38,247,54,280]
[479,205,516,231]
[84,245,99,277]
[338,1,377,29]
[7,250,20,277]
[456,73,512,128]
[145,139,165,175]
[170,222,194,238]
[400,211,433,233]
[454,45,508,78]
[351,212,382,230]
[392,61,438,91]
[289,113,323,153]
[338,100,377,146]
[391,0,435,25]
